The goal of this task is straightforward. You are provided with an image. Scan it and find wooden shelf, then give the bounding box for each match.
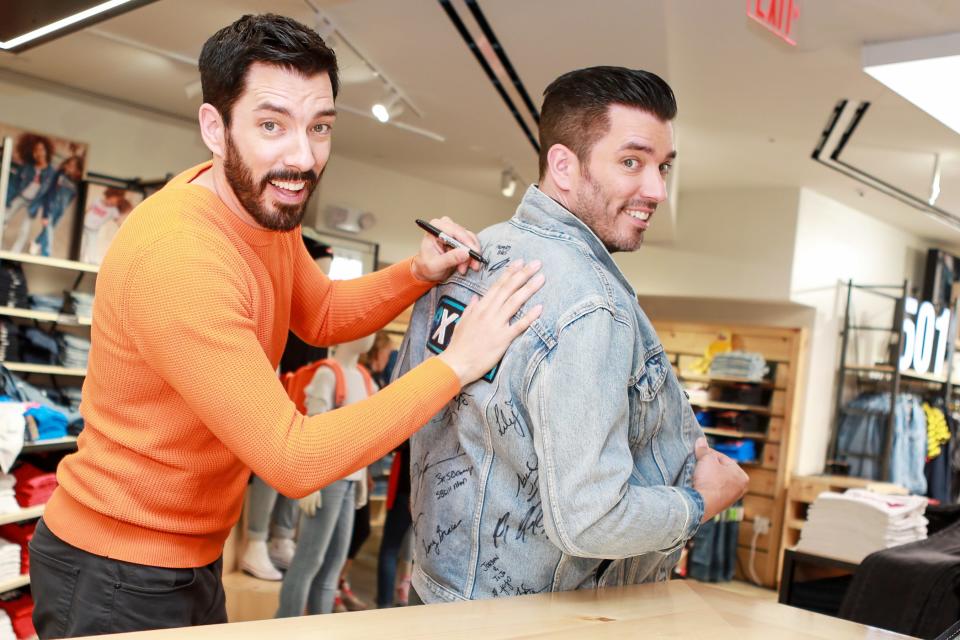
[845,364,948,384]
[0,505,43,526]
[2,362,86,377]
[0,250,98,273]
[679,372,778,389]
[689,399,773,415]
[22,436,78,453]
[0,305,91,327]
[0,575,29,593]
[702,427,770,442]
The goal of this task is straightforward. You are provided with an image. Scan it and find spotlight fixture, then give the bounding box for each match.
[0,0,157,53]
[371,93,404,123]
[500,168,518,198]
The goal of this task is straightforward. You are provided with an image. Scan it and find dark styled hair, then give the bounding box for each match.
[538,66,676,179]
[198,14,339,126]
[15,133,54,167]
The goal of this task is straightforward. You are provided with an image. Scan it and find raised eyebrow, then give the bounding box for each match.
[254,105,337,120]
[618,142,677,162]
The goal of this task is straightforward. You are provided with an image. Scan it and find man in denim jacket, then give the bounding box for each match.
[395,67,748,603]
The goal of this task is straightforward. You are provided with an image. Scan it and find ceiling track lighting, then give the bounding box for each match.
[0,0,157,53]
[811,99,960,231]
[372,92,404,123]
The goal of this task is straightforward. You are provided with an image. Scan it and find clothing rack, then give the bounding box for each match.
[827,279,959,482]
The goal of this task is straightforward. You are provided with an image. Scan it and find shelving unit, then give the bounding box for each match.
[0,306,91,327]
[654,320,807,589]
[0,576,30,593]
[3,363,86,377]
[0,251,98,274]
[22,436,78,453]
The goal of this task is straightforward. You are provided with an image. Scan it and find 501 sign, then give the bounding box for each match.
[899,297,952,376]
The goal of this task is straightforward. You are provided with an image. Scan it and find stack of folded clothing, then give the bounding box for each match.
[796,489,928,563]
[68,291,94,318]
[12,464,57,507]
[0,539,19,582]
[0,265,28,310]
[0,323,20,363]
[23,406,67,442]
[0,594,34,640]
[0,609,15,640]
[58,387,83,413]
[709,351,768,381]
[27,293,63,314]
[20,328,58,366]
[0,523,34,576]
[58,333,91,369]
[0,477,17,515]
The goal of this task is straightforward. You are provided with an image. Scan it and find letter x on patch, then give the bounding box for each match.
[427,295,499,383]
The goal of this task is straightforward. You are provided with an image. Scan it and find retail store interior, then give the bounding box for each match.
[1,1,960,638]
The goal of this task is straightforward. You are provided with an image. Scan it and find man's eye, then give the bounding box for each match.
[660,163,673,175]
[262,122,277,132]
[313,123,331,134]
[623,158,638,169]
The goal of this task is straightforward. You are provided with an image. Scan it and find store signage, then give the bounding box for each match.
[899,297,952,376]
[747,0,800,46]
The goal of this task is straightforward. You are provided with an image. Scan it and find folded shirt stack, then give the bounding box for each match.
[0,539,20,583]
[68,291,94,318]
[0,265,28,310]
[0,476,17,516]
[21,328,58,366]
[796,489,928,563]
[58,333,91,369]
[0,594,34,640]
[709,351,768,381]
[0,523,34,576]
[23,406,67,442]
[0,323,20,364]
[27,294,63,314]
[0,610,15,640]
[12,464,57,508]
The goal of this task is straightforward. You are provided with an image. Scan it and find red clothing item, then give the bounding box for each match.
[0,594,34,639]
[44,162,460,568]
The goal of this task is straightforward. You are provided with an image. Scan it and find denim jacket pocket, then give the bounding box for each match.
[628,346,669,445]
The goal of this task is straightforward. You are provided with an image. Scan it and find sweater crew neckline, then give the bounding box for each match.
[176,161,295,248]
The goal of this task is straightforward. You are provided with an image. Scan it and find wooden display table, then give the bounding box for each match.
[86,579,913,639]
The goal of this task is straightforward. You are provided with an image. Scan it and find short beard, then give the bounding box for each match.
[572,165,653,254]
[223,131,321,231]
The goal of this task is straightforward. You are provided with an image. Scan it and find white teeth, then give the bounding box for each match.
[270,180,305,192]
[626,210,651,222]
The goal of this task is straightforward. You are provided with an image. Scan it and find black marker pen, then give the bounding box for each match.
[415,219,489,266]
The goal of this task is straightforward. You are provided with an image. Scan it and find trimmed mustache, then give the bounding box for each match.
[260,169,319,192]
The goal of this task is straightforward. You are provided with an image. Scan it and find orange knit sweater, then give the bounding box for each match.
[44,162,460,568]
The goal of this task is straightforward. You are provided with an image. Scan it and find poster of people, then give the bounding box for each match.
[79,182,142,265]
[1,124,88,260]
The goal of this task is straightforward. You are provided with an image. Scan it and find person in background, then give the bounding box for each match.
[29,14,543,637]
[35,150,85,258]
[5,134,56,254]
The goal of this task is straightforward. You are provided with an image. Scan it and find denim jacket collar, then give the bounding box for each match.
[514,185,637,298]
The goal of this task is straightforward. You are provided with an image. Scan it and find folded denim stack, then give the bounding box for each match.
[709,351,768,381]
[27,294,63,314]
[21,328,58,366]
[0,538,20,582]
[0,265,28,310]
[796,489,928,563]
[58,333,91,369]
[68,291,94,318]
[0,324,21,363]
[0,476,17,515]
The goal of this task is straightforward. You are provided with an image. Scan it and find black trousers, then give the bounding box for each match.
[29,519,227,639]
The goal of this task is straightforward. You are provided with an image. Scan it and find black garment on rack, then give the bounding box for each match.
[927,438,953,504]
[278,332,327,376]
[839,518,960,639]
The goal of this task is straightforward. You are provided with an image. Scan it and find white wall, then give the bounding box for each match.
[789,188,932,475]
[618,188,800,300]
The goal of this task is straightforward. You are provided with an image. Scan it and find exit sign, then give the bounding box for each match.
[747,0,800,46]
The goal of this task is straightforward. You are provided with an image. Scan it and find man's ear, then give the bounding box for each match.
[545,143,580,194]
[198,104,227,158]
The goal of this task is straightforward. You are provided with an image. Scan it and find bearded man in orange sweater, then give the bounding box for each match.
[28,14,544,638]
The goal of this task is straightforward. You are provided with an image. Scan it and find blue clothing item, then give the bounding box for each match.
[5,162,56,217]
[275,480,356,617]
[25,405,68,440]
[837,393,927,494]
[35,171,79,256]
[396,186,704,604]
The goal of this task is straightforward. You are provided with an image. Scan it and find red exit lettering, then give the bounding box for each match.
[747,0,800,46]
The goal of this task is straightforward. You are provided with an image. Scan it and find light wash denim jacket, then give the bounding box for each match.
[396,186,705,603]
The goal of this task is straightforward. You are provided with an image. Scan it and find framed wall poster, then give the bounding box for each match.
[76,179,143,265]
[0,124,88,260]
